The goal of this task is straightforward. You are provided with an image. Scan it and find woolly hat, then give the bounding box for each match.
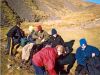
[51,28,57,35]
[79,38,87,46]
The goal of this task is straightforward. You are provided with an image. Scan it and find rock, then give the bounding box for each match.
[7,64,12,69]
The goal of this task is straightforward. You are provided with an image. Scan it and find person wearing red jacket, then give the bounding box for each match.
[32,45,65,75]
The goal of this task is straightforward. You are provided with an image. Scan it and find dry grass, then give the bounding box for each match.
[1,21,100,75]
[1,1,17,25]
[62,12,95,25]
[67,0,93,8]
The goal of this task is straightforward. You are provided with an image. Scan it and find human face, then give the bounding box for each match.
[53,34,57,37]
[57,47,63,55]
[81,44,86,49]
[35,27,39,32]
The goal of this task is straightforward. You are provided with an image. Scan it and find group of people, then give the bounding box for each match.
[5,21,100,75]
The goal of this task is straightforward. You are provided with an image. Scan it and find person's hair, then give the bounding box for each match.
[56,45,65,53]
[16,16,23,26]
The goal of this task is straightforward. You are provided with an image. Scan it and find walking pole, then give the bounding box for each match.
[9,37,12,56]
[59,71,60,75]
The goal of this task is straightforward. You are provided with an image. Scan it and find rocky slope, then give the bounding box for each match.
[2,0,100,23]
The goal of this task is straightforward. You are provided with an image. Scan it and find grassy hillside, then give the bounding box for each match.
[1,0,100,25]
[67,0,94,9]
[1,1,17,26]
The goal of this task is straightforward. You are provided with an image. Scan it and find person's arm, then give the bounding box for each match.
[46,49,57,75]
[20,29,25,37]
[32,32,38,39]
[43,31,50,41]
[48,69,57,75]
[92,46,100,57]
[46,60,57,75]
[15,28,23,40]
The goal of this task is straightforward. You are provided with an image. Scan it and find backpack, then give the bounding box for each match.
[20,37,28,47]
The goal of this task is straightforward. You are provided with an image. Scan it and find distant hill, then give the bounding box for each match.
[1,0,100,26]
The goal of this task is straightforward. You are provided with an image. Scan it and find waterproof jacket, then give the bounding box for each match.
[76,45,100,66]
[32,47,58,75]
[32,30,49,44]
[7,25,24,38]
[47,35,64,47]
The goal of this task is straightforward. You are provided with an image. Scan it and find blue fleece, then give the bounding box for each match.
[76,45,100,66]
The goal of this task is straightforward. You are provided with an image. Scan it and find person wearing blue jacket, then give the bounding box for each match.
[75,38,100,75]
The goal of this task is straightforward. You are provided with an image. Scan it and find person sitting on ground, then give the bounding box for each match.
[47,28,65,48]
[5,20,25,56]
[32,25,49,45]
[20,26,35,68]
[75,38,100,75]
[31,25,50,52]
[32,45,65,75]
[27,26,35,43]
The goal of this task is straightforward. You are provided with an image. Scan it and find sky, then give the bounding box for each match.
[84,0,100,4]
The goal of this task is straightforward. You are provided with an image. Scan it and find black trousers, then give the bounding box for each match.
[6,37,11,52]
[6,36,20,56]
[75,64,88,75]
[56,53,76,74]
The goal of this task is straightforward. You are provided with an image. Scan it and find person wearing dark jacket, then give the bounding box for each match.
[75,38,100,75]
[5,23,25,56]
[47,28,65,47]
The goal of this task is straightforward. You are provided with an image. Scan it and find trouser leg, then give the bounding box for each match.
[22,43,34,61]
[75,65,84,75]
[6,37,11,53]
[66,64,74,74]
[10,38,15,56]
[12,44,20,56]
[32,63,46,75]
